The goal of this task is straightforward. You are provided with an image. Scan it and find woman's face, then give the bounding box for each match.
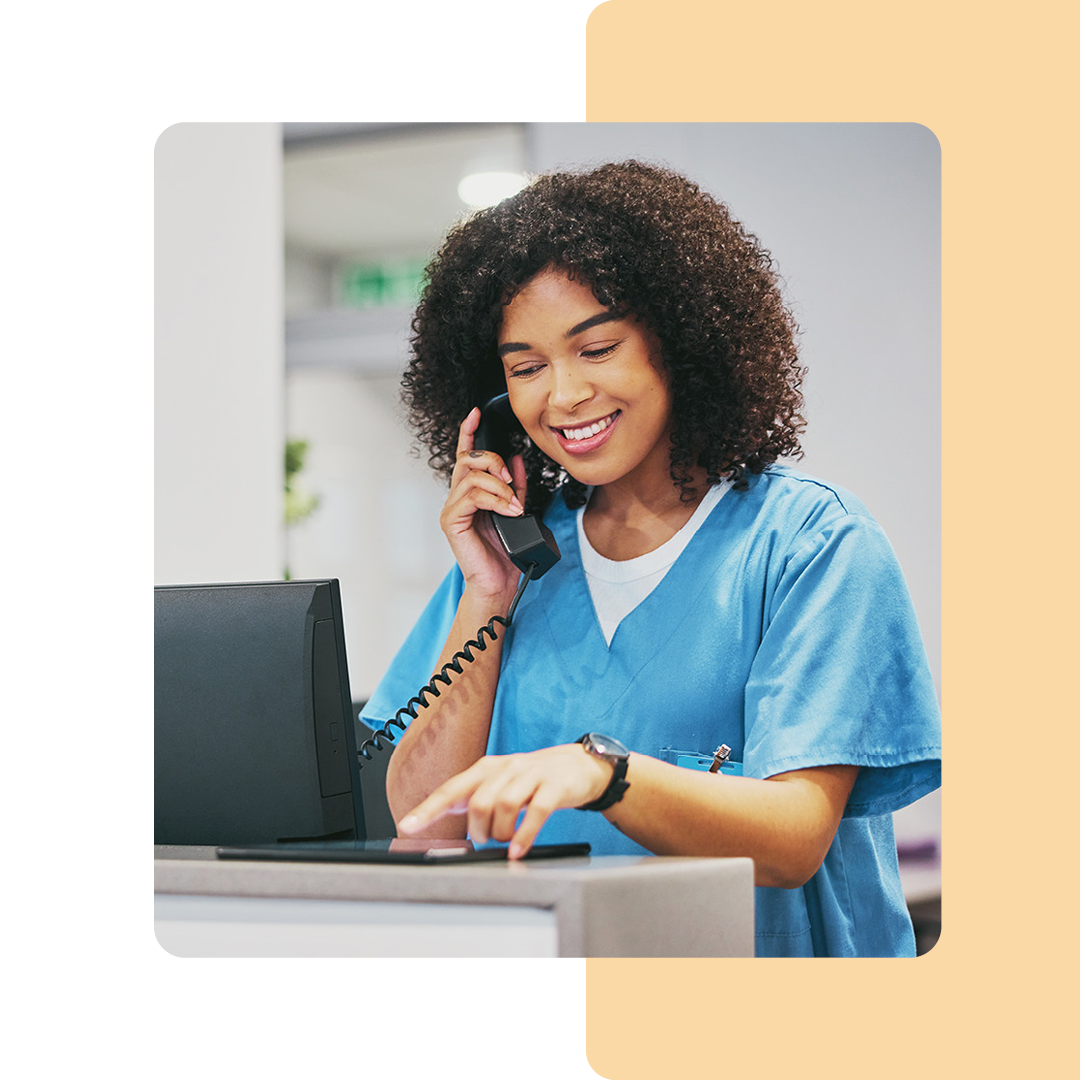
[497,268,674,493]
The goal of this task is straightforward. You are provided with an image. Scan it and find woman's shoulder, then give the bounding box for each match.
[745,465,877,525]
[724,466,899,565]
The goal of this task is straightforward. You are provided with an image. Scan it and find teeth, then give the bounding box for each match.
[561,414,615,441]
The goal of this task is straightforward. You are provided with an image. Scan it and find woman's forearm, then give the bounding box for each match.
[604,754,859,888]
[383,585,515,833]
[398,740,860,885]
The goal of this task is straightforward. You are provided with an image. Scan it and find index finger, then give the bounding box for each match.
[454,407,514,485]
[455,406,481,455]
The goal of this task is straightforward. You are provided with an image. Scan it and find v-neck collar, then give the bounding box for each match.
[577,481,730,577]
[539,485,738,660]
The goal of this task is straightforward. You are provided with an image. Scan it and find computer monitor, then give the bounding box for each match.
[155,578,365,845]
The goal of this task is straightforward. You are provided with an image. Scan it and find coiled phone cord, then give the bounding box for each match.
[356,562,537,765]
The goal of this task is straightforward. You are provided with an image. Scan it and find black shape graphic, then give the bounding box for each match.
[0,786,18,954]
[0,158,144,304]
[0,535,83,756]
[0,308,29,341]
[1,347,99,529]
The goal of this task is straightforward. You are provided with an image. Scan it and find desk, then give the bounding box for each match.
[155,846,754,957]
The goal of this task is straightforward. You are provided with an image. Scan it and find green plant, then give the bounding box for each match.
[284,438,319,579]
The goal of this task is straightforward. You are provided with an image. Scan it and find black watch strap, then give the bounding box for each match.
[575,733,631,812]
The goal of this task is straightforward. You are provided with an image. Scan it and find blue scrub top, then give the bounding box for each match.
[362,467,941,957]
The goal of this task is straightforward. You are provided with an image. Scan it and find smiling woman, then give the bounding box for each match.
[361,161,941,958]
[401,161,804,513]
[498,270,678,510]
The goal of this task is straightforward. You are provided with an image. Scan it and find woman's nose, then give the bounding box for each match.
[549,364,594,413]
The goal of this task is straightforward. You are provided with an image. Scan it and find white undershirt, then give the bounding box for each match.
[577,481,731,646]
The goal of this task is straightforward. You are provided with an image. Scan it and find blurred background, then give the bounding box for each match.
[156,121,941,948]
[282,123,532,695]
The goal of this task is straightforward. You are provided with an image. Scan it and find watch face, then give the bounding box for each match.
[588,733,629,758]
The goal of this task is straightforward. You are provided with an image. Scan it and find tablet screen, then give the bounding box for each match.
[215,840,591,864]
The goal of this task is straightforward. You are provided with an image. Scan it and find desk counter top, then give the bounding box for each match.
[155,846,754,957]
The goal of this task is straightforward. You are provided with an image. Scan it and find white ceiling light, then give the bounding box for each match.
[457,171,528,209]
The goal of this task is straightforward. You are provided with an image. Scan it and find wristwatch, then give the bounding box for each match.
[575,732,631,811]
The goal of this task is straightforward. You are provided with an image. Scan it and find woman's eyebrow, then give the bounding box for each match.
[565,310,622,338]
[498,311,623,358]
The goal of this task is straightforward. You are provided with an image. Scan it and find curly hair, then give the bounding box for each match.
[402,160,805,512]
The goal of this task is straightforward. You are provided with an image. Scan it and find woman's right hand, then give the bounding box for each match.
[440,407,528,604]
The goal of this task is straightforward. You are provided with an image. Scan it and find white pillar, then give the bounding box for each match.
[155,123,284,584]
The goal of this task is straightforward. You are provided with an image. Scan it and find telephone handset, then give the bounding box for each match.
[355,395,560,786]
[473,393,561,580]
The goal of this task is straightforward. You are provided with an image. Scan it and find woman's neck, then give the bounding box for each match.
[583,467,711,561]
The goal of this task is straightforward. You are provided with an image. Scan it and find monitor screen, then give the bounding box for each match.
[155,579,365,845]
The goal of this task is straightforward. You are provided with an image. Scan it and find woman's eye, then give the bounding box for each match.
[581,343,619,360]
[508,363,545,379]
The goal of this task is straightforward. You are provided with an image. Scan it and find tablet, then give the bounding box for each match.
[215,840,591,864]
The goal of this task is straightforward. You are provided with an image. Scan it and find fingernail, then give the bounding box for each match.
[399,815,418,833]
[502,468,513,482]
[508,843,524,860]
[509,497,523,514]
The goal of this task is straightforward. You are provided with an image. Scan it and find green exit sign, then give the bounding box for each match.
[340,259,426,308]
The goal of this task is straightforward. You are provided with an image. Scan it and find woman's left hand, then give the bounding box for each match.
[397,745,614,859]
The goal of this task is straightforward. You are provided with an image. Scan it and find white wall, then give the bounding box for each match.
[155,123,285,584]
[285,369,450,701]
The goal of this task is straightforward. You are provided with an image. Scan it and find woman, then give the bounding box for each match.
[360,161,941,957]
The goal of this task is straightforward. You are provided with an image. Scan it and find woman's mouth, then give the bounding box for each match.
[552,411,620,455]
